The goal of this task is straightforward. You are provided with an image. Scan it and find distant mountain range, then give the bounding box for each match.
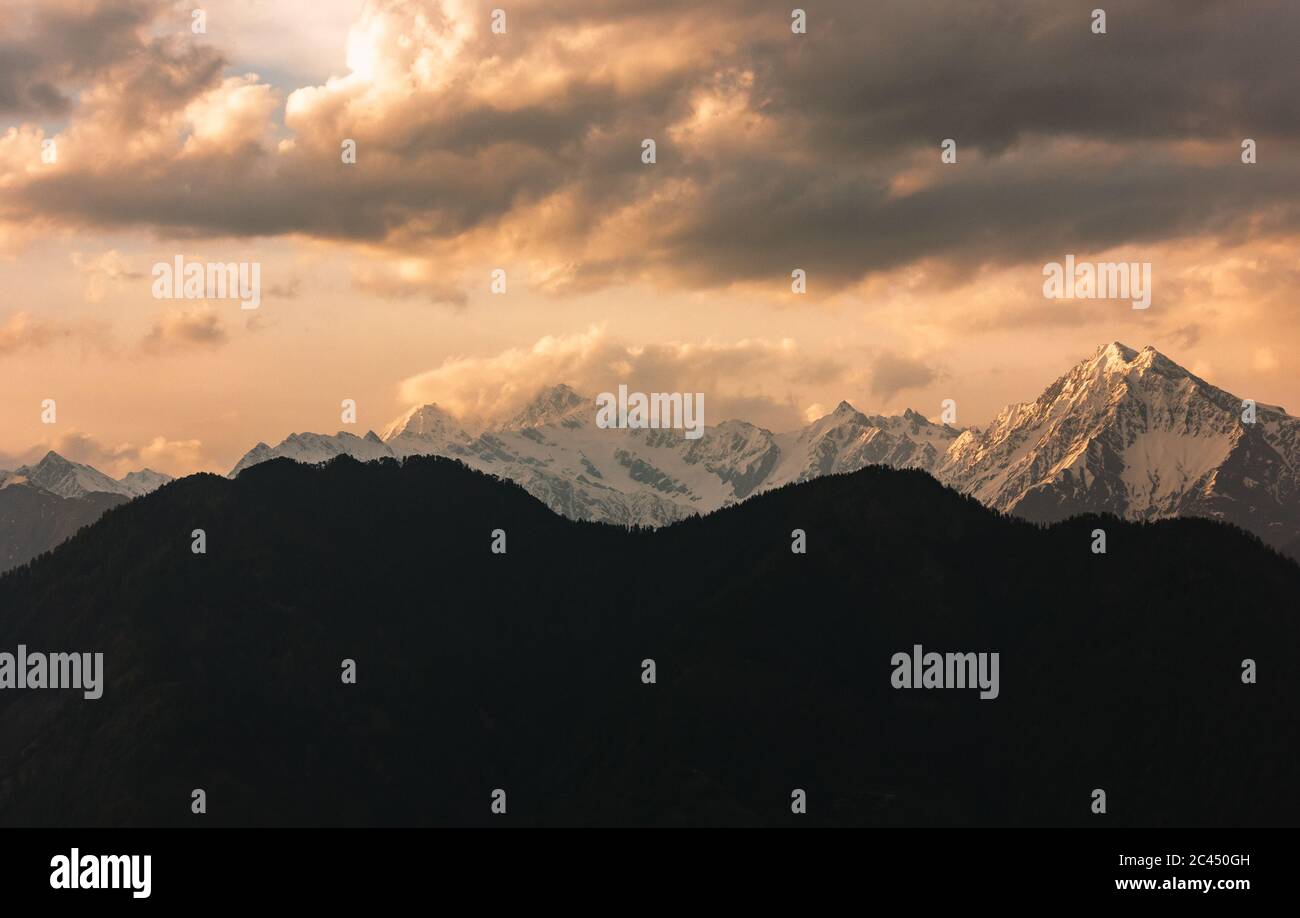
[0,451,170,500]
[0,453,170,571]
[3,341,1297,572]
[229,383,959,527]
[225,342,1300,559]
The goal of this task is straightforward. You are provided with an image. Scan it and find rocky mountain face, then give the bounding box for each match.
[937,342,1300,557]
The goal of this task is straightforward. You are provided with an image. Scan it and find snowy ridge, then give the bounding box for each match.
[223,344,1300,557]
[497,383,589,431]
[1,451,172,499]
[227,430,393,477]
[230,384,963,527]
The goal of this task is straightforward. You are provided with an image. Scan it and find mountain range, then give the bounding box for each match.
[224,341,1300,559]
[2,453,1296,826]
[0,453,171,571]
[3,341,1297,572]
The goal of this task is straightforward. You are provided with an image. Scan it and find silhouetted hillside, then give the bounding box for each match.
[0,484,127,572]
[0,455,1295,826]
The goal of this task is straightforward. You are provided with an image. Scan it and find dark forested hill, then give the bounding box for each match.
[0,483,127,573]
[0,455,1295,826]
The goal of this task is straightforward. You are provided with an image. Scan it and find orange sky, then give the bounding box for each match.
[2,0,1297,476]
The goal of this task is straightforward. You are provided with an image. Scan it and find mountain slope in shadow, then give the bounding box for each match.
[0,455,1295,826]
[0,483,127,572]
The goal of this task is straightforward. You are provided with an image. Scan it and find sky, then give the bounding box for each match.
[1,0,1298,477]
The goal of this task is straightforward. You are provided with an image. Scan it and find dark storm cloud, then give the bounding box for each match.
[0,0,219,117]
[3,0,1299,292]
[754,0,1300,155]
[651,151,1300,288]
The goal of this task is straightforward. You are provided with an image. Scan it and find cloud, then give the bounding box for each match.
[1254,347,1279,372]
[350,259,468,307]
[135,435,206,474]
[265,277,302,300]
[868,351,939,400]
[71,249,142,303]
[1,0,1297,295]
[27,430,133,468]
[1168,324,1202,350]
[0,429,208,477]
[141,306,229,353]
[0,310,114,356]
[0,311,70,354]
[0,0,179,117]
[396,325,832,430]
[0,0,228,201]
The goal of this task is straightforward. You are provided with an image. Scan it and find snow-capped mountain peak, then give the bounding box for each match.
[14,451,131,499]
[936,343,1300,556]
[230,429,395,476]
[118,468,173,496]
[2,451,171,499]
[380,403,463,440]
[499,384,590,430]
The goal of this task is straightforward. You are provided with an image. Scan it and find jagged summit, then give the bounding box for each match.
[1098,340,1139,361]
[17,452,141,499]
[939,343,1300,553]
[0,451,171,502]
[230,428,396,476]
[1088,341,1184,376]
[499,383,590,430]
[380,402,466,441]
